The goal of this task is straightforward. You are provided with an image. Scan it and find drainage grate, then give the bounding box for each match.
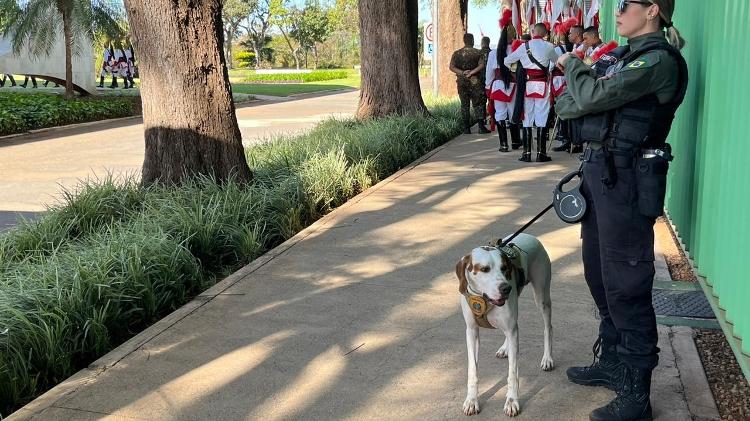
[652,289,715,319]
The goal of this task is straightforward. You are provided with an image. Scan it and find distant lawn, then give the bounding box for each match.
[227,68,360,97]
[231,76,359,97]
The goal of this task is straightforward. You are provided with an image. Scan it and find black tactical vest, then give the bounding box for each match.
[572,41,689,151]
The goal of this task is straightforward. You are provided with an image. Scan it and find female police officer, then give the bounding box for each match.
[554,1,687,420]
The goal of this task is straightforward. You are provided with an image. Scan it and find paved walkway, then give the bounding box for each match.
[0,90,358,213]
[10,133,701,420]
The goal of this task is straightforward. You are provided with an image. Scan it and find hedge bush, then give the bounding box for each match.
[0,97,462,416]
[244,69,349,83]
[0,93,135,136]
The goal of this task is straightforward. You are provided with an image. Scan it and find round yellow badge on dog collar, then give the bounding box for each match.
[467,295,488,317]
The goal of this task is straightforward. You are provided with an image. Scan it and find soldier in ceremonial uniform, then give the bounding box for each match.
[555,0,687,419]
[480,36,492,126]
[485,10,521,152]
[450,33,490,134]
[504,23,559,162]
[583,26,604,63]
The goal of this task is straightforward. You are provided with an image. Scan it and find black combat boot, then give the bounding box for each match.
[109,77,118,89]
[537,128,552,162]
[567,337,623,391]
[497,121,509,152]
[589,365,653,421]
[462,110,472,134]
[477,119,490,134]
[509,123,522,149]
[98,76,105,88]
[518,128,532,162]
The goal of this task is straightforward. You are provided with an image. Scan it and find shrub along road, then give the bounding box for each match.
[0,90,358,215]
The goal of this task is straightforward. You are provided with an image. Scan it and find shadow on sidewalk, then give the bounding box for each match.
[31,141,644,420]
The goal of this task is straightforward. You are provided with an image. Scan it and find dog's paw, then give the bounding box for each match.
[495,343,508,358]
[503,397,520,417]
[462,396,480,415]
[540,354,555,371]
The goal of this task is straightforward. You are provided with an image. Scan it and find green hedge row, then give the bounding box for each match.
[0,97,462,416]
[244,69,350,83]
[0,93,135,137]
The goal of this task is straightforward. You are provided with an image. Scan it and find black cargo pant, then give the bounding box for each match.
[580,147,659,370]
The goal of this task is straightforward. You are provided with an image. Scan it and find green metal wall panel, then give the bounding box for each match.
[598,0,750,371]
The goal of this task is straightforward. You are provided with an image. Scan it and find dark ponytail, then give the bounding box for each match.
[496,26,512,86]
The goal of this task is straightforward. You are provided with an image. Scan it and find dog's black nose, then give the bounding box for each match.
[500,283,512,296]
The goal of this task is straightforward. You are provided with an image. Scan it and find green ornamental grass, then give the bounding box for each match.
[0,96,461,416]
[0,93,135,136]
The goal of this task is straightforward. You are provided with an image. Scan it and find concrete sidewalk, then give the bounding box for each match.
[10,133,697,420]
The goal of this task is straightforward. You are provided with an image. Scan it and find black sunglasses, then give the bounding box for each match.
[617,0,652,13]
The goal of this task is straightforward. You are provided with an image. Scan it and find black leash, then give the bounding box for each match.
[494,203,554,248]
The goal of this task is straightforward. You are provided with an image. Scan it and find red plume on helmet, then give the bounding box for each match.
[511,39,523,51]
[543,21,551,32]
[499,8,513,29]
[591,40,619,62]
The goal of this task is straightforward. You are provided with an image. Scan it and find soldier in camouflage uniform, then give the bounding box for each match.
[450,33,490,134]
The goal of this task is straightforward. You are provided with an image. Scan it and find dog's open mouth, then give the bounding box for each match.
[483,293,506,307]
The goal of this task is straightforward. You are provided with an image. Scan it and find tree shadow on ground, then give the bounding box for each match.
[42,138,611,420]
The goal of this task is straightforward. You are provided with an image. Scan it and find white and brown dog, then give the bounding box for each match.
[455,233,553,417]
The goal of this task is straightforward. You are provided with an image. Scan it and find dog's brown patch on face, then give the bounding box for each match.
[455,254,471,293]
[471,263,490,274]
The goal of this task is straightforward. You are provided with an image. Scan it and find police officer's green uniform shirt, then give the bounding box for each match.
[555,32,679,120]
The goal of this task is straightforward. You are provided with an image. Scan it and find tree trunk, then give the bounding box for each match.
[61,7,74,98]
[437,0,468,96]
[313,46,318,70]
[357,0,428,118]
[278,27,300,70]
[225,29,234,69]
[123,0,251,185]
[253,44,261,68]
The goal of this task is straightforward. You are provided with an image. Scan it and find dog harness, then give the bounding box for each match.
[462,243,529,329]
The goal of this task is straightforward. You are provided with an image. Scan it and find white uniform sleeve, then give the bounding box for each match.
[548,45,560,71]
[503,45,523,68]
[485,50,497,90]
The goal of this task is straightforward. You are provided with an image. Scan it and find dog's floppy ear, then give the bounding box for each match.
[455,254,471,294]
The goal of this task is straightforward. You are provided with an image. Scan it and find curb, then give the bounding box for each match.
[669,326,722,420]
[5,131,458,421]
[0,99,258,144]
[655,228,722,420]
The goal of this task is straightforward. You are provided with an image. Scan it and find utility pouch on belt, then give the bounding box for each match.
[635,145,672,217]
[574,112,611,145]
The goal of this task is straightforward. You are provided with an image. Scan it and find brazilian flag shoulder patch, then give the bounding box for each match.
[621,52,661,72]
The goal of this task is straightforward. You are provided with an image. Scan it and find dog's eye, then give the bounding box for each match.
[481,266,491,273]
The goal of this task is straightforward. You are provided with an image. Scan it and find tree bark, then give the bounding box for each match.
[357,0,428,118]
[437,0,468,96]
[123,0,251,185]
